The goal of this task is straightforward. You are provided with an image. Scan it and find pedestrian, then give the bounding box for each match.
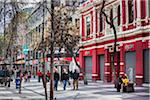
[46,70,51,82]
[5,68,11,87]
[16,67,20,78]
[13,68,17,82]
[54,69,59,91]
[24,70,28,82]
[27,71,31,82]
[73,69,79,90]
[69,71,73,79]
[37,70,42,82]
[62,69,69,90]
[122,74,129,92]
[115,75,123,92]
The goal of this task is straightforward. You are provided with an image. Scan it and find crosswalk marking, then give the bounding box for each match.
[0,91,12,94]
[27,96,45,99]
[0,96,21,100]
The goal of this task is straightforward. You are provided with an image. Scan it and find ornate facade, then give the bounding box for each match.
[79,0,150,85]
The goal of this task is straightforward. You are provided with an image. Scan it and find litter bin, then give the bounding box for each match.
[15,77,21,89]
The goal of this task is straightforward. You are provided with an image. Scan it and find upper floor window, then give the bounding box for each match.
[128,0,134,23]
[117,5,120,26]
[99,13,103,32]
[110,9,113,28]
[36,27,38,32]
[38,25,41,33]
[75,19,79,27]
[86,16,91,37]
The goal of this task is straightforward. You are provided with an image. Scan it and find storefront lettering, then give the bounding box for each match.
[125,44,134,51]
[85,51,90,55]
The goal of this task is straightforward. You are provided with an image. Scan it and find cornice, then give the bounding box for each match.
[81,25,150,47]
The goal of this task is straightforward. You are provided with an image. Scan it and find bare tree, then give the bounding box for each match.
[4,0,29,93]
[100,0,118,81]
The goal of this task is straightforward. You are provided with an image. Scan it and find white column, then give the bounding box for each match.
[146,0,149,22]
[136,0,141,26]
[92,7,96,39]
[120,0,123,32]
[126,0,128,27]
[80,14,82,40]
[113,5,117,32]
[133,0,136,25]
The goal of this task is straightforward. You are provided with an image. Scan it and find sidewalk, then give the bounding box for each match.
[0,78,149,100]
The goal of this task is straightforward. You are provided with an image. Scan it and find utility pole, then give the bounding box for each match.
[50,0,54,99]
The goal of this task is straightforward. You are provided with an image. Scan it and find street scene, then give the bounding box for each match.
[0,0,150,100]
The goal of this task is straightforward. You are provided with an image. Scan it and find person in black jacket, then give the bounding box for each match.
[62,69,69,90]
[115,75,123,92]
[54,70,59,91]
[73,69,79,90]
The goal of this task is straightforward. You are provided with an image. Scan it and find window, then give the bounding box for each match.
[86,16,91,37]
[38,25,41,33]
[128,0,134,23]
[36,27,38,32]
[99,13,103,32]
[117,5,120,26]
[75,19,79,27]
[36,52,38,59]
[110,9,113,28]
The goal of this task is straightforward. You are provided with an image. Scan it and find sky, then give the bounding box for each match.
[0,0,42,34]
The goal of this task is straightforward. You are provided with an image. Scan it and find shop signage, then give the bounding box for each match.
[125,44,134,51]
[85,51,90,55]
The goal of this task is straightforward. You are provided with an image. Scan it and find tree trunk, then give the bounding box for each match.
[50,0,54,99]
[101,0,118,81]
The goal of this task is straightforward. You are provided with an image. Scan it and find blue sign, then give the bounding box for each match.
[22,44,29,54]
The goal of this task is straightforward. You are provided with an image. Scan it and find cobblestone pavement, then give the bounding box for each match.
[0,78,149,100]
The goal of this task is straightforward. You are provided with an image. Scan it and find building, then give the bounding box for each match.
[79,0,150,85]
[24,0,80,73]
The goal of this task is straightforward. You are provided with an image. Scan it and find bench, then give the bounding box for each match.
[123,83,134,92]
[127,83,134,92]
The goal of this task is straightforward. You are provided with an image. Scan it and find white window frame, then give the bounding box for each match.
[84,15,91,38]
[127,0,134,24]
[98,10,104,33]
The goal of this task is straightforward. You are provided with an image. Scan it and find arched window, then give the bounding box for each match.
[128,0,134,23]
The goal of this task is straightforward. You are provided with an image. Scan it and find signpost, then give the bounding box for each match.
[22,44,29,67]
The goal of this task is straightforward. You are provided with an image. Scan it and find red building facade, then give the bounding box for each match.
[79,0,150,85]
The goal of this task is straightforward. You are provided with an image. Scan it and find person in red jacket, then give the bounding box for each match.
[37,70,42,82]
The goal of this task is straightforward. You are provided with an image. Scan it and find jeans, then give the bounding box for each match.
[63,80,67,90]
[38,76,41,82]
[54,80,59,91]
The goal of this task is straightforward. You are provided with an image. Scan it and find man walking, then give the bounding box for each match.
[73,69,79,90]
[62,69,69,90]
[54,70,59,91]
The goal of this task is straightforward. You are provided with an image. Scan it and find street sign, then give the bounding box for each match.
[22,44,29,54]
